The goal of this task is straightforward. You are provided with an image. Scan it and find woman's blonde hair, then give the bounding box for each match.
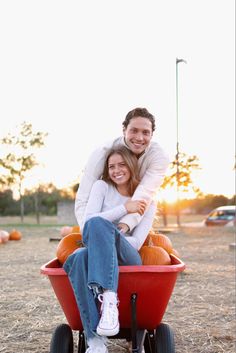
[102,145,140,196]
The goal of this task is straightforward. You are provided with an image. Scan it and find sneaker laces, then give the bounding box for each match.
[98,294,119,326]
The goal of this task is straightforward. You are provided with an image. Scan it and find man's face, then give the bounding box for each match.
[123,117,153,156]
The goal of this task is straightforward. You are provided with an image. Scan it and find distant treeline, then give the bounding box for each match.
[159,194,236,215]
[0,185,235,216]
[0,184,78,216]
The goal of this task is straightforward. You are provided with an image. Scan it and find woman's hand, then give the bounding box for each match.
[117,223,130,233]
[125,199,147,215]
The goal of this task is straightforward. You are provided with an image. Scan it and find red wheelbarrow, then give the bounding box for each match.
[41,254,185,353]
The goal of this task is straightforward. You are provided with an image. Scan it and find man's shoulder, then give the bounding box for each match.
[145,141,170,163]
[149,140,162,148]
[91,137,123,155]
[85,139,116,165]
[147,140,167,154]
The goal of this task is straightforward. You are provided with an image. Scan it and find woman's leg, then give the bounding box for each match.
[64,216,142,339]
[82,217,120,292]
[82,217,142,337]
[63,248,101,340]
[116,232,142,266]
[63,216,123,340]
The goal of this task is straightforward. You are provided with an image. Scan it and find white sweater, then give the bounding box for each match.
[75,136,169,231]
[83,180,156,250]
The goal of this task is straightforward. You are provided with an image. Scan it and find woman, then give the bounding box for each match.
[63,146,156,353]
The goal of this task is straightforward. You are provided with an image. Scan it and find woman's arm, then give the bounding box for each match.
[83,180,127,226]
[124,201,156,250]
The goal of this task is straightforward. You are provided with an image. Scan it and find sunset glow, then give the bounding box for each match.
[0,1,234,199]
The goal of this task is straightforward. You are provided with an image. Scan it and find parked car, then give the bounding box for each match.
[204,205,236,226]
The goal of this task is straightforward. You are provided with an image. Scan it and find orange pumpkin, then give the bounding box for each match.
[143,232,173,254]
[71,225,80,233]
[60,226,73,237]
[9,229,22,241]
[139,245,171,265]
[56,232,83,264]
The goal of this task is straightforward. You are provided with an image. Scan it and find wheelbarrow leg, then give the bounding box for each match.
[77,331,86,353]
[144,330,156,353]
[130,293,147,353]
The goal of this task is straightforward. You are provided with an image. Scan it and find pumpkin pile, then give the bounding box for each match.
[56,231,83,264]
[56,226,180,267]
[139,231,180,266]
[0,229,22,244]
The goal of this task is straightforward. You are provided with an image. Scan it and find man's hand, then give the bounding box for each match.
[117,223,130,234]
[125,199,147,215]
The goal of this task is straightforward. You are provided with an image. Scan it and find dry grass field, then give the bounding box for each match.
[0,213,206,227]
[0,220,235,353]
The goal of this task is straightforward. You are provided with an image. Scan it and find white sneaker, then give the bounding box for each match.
[96,291,119,336]
[86,337,108,353]
[85,346,108,353]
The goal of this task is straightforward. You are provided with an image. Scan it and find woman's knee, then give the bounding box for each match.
[85,216,108,229]
[73,247,88,268]
[83,217,114,243]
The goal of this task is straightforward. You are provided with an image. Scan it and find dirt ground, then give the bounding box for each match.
[0,224,235,353]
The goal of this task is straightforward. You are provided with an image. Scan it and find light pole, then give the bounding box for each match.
[176,58,187,226]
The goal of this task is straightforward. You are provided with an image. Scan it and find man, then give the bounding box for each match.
[75,107,169,232]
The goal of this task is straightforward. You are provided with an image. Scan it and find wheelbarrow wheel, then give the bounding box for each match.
[155,323,175,353]
[50,323,74,353]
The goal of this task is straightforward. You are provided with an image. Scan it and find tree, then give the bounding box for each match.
[160,152,202,226]
[0,122,48,222]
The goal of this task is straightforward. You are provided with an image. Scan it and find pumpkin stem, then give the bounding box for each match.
[76,240,84,247]
[148,235,154,247]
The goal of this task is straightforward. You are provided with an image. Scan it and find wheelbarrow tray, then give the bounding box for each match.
[41,255,185,331]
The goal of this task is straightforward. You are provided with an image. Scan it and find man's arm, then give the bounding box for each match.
[119,145,169,232]
[75,147,108,228]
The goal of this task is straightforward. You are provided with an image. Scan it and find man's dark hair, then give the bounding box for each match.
[122,107,156,132]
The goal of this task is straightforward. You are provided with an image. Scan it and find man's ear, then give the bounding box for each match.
[122,126,126,135]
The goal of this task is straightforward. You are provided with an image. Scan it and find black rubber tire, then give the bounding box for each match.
[155,323,175,353]
[50,324,74,353]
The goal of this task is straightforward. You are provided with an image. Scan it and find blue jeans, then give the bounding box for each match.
[63,216,142,339]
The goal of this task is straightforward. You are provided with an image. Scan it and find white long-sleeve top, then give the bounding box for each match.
[83,180,156,250]
[75,136,169,232]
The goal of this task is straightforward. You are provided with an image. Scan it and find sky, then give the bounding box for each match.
[0,0,235,198]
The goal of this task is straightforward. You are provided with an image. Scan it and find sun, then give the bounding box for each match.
[155,188,178,204]
[155,187,199,204]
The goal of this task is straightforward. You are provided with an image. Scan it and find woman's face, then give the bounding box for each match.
[108,153,131,187]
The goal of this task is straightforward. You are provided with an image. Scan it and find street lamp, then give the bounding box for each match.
[176,57,187,226]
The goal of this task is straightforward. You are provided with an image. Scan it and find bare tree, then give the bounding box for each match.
[160,152,202,226]
[0,122,48,222]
